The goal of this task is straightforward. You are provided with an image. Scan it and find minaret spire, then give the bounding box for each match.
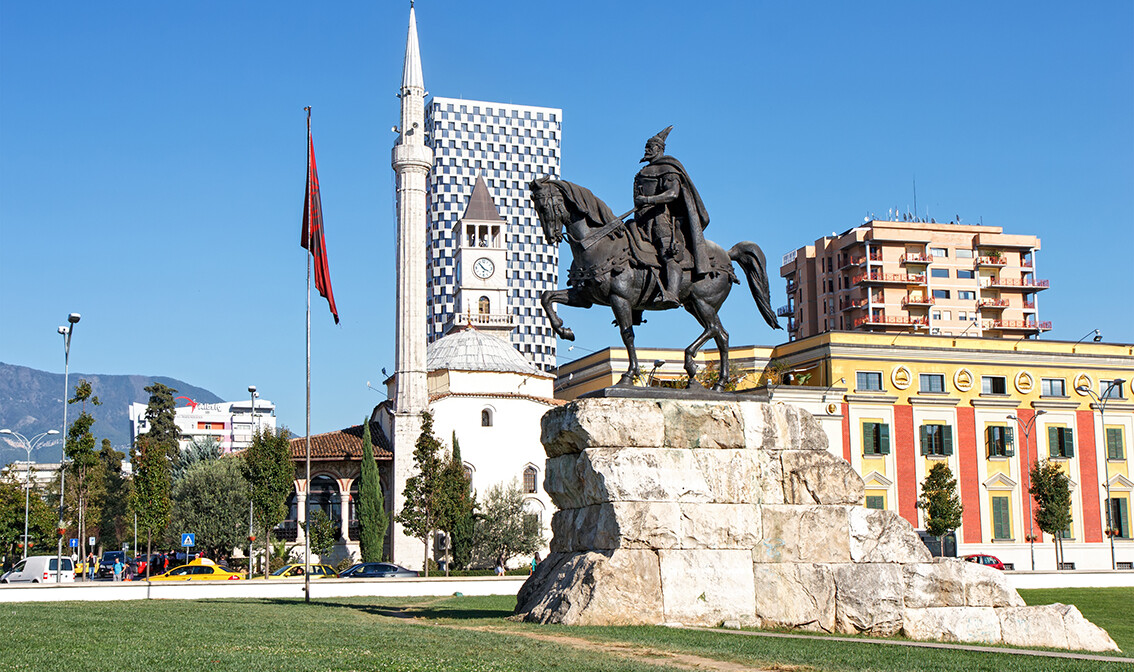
[401,4,424,93]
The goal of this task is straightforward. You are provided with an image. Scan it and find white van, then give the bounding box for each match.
[1,556,75,583]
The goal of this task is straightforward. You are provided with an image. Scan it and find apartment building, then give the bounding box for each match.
[779,220,1048,341]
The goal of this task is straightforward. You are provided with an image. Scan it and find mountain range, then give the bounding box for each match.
[0,362,222,466]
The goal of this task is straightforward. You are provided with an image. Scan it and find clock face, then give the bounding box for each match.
[473,257,495,279]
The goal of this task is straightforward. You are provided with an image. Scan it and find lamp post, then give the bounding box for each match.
[0,429,60,559]
[1007,410,1047,571]
[56,312,80,582]
[248,385,257,576]
[1077,378,1127,570]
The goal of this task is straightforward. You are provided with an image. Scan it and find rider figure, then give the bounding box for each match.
[633,126,711,309]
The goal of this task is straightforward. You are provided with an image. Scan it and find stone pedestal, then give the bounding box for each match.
[515,398,1118,653]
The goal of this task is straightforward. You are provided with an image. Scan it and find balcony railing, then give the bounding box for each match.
[777,304,794,317]
[986,319,1052,332]
[977,256,1008,266]
[840,297,867,310]
[900,254,934,265]
[853,271,926,286]
[978,298,1009,309]
[981,277,1049,290]
[854,315,930,328]
[1023,300,1036,310]
[902,295,934,307]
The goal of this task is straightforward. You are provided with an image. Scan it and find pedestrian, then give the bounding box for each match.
[530,552,541,574]
[112,557,123,582]
[494,554,505,576]
[86,551,95,580]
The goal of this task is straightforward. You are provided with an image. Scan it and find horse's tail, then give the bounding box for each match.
[729,241,783,331]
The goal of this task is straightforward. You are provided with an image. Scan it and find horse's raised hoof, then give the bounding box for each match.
[558,328,575,341]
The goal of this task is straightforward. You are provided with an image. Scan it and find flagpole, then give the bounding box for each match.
[304,106,313,604]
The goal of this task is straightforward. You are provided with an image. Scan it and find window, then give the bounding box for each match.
[478,296,491,314]
[1106,427,1126,460]
[1041,378,1066,397]
[919,374,945,393]
[931,268,950,278]
[981,376,1007,395]
[1101,380,1126,400]
[523,466,538,494]
[986,425,1015,457]
[958,311,968,321]
[865,495,885,510]
[856,371,883,392]
[481,408,493,427]
[1110,498,1130,538]
[920,423,953,456]
[1047,426,1075,458]
[932,289,950,300]
[956,249,974,259]
[957,269,975,279]
[958,291,976,300]
[930,247,948,257]
[863,421,891,455]
[992,496,1012,540]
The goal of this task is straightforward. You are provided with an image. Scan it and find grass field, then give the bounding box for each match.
[0,588,1129,671]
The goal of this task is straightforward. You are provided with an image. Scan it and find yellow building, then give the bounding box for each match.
[555,333,1134,570]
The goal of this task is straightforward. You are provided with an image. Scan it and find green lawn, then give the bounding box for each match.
[0,589,1129,672]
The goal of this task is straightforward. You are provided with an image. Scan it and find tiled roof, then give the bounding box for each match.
[289,422,392,461]
[428,391,566,407]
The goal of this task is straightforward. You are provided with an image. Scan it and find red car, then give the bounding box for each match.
[963,554,1005,570]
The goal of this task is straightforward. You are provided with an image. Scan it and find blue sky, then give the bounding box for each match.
[1,1,1131,437]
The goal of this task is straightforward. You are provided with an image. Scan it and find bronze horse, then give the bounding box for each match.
[530,177,781,390]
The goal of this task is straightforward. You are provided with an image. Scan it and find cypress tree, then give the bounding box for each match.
[447,431,475,570]
[358,421,388,562]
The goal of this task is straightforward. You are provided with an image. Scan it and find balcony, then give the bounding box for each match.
[981,277,1049,291]
[1023,300,1036,310]
[978,298,1009,310]
[853,271,926,286]
[986,319,1052,332]
[840,297,868,311]
[902,295,934,307]
[444,311,516,333]
[900,253,934,265]
[977,256,1008,267]
[786,280,797,293]
[777,304,794,317]
[854,314,930,328]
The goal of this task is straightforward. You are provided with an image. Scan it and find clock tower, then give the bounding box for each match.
[448,175,513,337]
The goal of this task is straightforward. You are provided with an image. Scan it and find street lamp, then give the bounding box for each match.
[1007,410,1047,571]
[1077,378,1127,570]
[0,429,60,559]
[56,312,80,582]
[247,385,257,576]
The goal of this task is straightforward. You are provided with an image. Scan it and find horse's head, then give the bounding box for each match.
[529,176,568,245]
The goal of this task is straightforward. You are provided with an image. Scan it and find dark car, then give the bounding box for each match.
[97,551,128,579]
[339,562,418,579]
[963,554,1005,570]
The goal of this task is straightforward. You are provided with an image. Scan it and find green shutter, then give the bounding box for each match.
[993,497,1011,539]
[1118,499,1130,539]
[1049,426,1059,458]
[920,425,929,455]
[1005,426,1015,457]
[985,426,994,457]
[1106,428,1124,460]
[879,424,891,455]
[863,422,877,454]
[1063,427,1075,457]
[943,425,954,456]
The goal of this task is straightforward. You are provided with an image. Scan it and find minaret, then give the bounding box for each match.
[390,2,432,568]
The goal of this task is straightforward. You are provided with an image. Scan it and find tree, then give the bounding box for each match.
[65,379,102,567]
[396,411,446,576]
[471,480,543,569]
[241,427,294,579]
[171,437,221,483]
[916,462,964,554]
[445,432,475,571]
[1030,460,1073,570]
[0,471,56,563]
[305,508,338,558]
[142,382,180,459]
[358,421,388,563]
[130,434,172,578]
[168,457,250,559]
[95,440,130,551]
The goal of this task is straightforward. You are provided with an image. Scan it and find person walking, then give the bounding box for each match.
[86,551,95,580]
[112,557,123,582]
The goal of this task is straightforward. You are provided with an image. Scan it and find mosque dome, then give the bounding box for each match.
[426,328,542,375]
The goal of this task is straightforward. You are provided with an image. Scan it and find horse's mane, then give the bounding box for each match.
[548,179,618,227]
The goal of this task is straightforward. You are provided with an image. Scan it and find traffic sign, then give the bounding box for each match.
[181,533,195,547]
[69,538,78,548]
[88,536,96,546]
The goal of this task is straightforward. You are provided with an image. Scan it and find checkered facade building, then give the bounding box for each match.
[424,97,562,371]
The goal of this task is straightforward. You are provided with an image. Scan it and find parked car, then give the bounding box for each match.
[149,559,243,581]
[1,556,75,583]
[261,563,339,579]
[963,554,1005,570]
[339,562,418,579]
[97,551,129,579]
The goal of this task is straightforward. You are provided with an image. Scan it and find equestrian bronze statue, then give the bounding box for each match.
[530,127,781,391]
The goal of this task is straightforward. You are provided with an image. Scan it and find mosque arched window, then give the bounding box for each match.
[523,465,538,494]
[481,408,493,427]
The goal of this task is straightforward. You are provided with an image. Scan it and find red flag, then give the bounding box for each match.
[301,114,339,324]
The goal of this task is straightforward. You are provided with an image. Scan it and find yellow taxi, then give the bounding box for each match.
[262,563,339,579]
[149,558,244,581]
